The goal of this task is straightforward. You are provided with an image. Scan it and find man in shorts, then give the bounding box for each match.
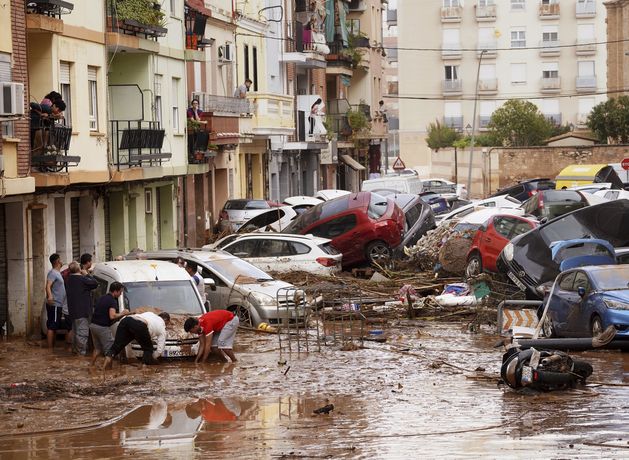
[45,253,71,349]
[184,310,239,363]
[89,282,129,366]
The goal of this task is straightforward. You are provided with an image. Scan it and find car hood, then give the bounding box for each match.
[238,278,294,297]
[601,291,629,305]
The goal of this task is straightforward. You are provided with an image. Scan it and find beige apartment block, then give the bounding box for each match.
[606,0,629,94]
[398,0,606,173]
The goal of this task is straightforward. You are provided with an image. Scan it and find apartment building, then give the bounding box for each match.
[383,0,399,170]
[398,0,606,172]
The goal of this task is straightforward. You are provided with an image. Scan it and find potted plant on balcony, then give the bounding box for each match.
[112,0,167,37]
[347,105,371,148]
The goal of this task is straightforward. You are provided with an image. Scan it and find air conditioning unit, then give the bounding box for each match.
[0,82,25,117]
[218,44,232,62]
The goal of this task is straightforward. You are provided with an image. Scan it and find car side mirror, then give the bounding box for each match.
[204,278,217,291]
[539,217,548,224]
[577,286,586,298]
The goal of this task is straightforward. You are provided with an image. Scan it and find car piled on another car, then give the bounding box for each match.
[217,199,281,232]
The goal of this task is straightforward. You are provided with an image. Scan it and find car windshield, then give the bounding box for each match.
[203,257,273,284]
[285,198,350,234]
[368,193,389,219]
[224,200,269,210]
[124,281,203,314]
[543,190,584,203]
[591,266,629,290]
[214,234,240,249]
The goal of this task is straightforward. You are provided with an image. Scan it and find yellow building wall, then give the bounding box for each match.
[0,8,11,53]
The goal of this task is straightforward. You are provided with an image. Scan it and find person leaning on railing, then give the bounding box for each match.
[30,93,66,154]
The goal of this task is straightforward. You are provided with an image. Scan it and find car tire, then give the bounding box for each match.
[465,253,482,277]
[590,315,603,337]
[542,316,556,338]
[366,241,391,265]
[228,305,253,328]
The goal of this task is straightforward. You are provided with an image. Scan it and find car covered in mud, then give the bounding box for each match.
[92,260,206,359]
[284,191,405,268]
[498,199,629,298]
[126,249,306,327]
[541,264,629,338]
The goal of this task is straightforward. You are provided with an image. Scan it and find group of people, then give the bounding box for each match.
[30,91,67,154]
[45,253,238,368]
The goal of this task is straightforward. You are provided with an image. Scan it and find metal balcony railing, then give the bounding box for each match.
[26,0,74,18]
[442,79,463,93]
[576,75,597,90]
[442,42,462,58]
[479,115,491,128]
[475,3,496,20]
[106,0,167,39]
[443,116,463,130]
[544,113,562,125]
[192,93,252,115]
[539,2,560,17]
[109,120,169,169]
[30,118,79,172]
[387,9,397,25]
[576,1,595,17]
[540,39,560,55]
[541,76,561,91]
[441,6,462,21]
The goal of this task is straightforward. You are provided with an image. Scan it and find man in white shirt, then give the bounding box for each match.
[103,311,170,369]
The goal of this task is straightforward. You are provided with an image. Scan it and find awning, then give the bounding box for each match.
[340,154,365,171]
[186,0,212,17]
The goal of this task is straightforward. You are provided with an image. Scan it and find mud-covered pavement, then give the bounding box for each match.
[1,322,628,459]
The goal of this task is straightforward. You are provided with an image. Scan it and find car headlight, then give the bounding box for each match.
[503,243,514,262]
[249,292,276,307]
[604,299,629,311]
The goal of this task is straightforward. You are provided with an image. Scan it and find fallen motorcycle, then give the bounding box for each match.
[500,346,593,391]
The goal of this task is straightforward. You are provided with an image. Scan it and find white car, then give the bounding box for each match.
[238,206,297,233]
[451,207,529,233]
[594,189,629,201]
[314,189,351,201]
[204,233,342,275]
[436,194,521,225]
[127,250,306,327]
[283,195,323,214]
[567,183,613,194]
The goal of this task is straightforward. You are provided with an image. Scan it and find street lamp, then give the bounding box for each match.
[466,49,487,198]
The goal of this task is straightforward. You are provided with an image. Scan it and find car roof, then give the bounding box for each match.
[93,260,192,281]
[222,232,331,244]
[389,193,421,209]
[458,207,526,224]
[128,249,239,264]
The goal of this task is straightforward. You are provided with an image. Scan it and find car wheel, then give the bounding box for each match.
[229,305,253,328]
[591,315,603,337]
[366,241,391,265]
[465,253,482,277]
[542,316,556,338]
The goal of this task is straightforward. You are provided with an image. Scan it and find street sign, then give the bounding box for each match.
[622,158,629,171]
[392,156,406,171]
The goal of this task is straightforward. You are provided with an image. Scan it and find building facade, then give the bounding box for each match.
[398,0,606,178]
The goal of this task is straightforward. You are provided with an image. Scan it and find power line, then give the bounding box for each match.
[386,87,629,102]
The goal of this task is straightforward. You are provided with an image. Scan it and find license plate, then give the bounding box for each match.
[507,271,527,291]
[521,366,533,385]
[162,349,189,358]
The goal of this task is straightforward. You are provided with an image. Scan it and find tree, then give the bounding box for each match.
[587,96,629,144]
[487,99,553,147]
[426,120,460,151]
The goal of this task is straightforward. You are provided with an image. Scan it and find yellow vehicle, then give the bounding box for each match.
[555,164,624,189]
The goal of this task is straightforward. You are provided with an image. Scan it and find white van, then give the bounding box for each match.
[361,174,423,195]
[92,260,207,359]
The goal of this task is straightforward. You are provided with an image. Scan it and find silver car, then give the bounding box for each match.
[127,249,306,327]
[217,199,280,232]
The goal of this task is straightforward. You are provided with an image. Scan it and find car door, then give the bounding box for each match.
[197,262,236,311]
[248,238,294,272]
[309,214,359,264]
[548,271,577,337]
[481,216,515,271]
[571,271,593,336]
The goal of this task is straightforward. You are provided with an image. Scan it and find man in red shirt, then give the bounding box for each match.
[184,310,239,363]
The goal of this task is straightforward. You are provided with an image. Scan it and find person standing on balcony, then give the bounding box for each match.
[234,79,252,99]
[309,98,326,136]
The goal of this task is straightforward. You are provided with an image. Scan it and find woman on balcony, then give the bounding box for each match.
[186,99,206,124]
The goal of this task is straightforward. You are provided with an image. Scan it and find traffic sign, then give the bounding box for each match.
[392,156,406,171]
[622,157,629,171]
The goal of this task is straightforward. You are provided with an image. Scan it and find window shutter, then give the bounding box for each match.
[60,62,71,84]
[87,66,97,81]
[0,53,11,82]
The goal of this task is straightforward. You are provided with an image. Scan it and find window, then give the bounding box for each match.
[493,217,516,239]
[542,25,558,44]
[512,219,534,237]
[60,61,72,127]
[510,63,526,84]
[257,240,292,257]
[309,214,357,239]
[87,66,98,131]
[558,272,577,291]
[578,61,595,77]
[510,29,526,48]
[442,28,460,47]
[170,0,179,17]
[539,98,559,117]
[578,97,595,121]
[443,0,460,6]
[289,242,311,255]
[511,0,525,10]
[154,74,162,124]
[244,44,250,82]
[171,77,180,132]
[577,24,595,42]
[479,100,497,124]
[225,239,258,257]
[478,0,494,5]
[444,65,459,80]
[252,46,258,91]
[478,27,495,47]
[444,101,462,129]
[0,52,13,137]
[348,19,360,35]
[479,64,496,80]
[573,272,590,291]
[542,62,559,79]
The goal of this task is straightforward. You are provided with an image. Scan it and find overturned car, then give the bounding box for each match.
[497,199,629,298]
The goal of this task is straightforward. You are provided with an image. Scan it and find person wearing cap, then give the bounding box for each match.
[184,310,239,363]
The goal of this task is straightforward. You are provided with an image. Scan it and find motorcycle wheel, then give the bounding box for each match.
[571,360,593,380]
[534,369,574,387]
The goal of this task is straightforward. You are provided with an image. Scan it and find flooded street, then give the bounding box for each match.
[1,323,628,459]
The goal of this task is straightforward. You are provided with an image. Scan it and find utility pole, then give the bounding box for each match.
[466,49,486,198]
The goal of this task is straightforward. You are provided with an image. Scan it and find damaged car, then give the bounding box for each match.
[498,199,629,298]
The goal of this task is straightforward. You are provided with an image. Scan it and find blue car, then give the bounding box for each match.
[542,265,629,338]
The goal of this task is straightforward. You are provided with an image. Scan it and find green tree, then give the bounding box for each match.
[587,96,629,144]
[487,99,553,146]
[426,120,460,151]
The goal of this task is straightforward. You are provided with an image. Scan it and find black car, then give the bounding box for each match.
[491,178,555,203]
[497,199,629,298]
[389,193,436,256]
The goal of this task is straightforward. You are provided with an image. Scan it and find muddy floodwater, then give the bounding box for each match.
[1,322,628,459]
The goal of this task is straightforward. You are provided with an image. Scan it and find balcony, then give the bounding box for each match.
[30,120,80,173]
[347,0,366,12]
[106,0,167,51]
[475,3,496,21]
[479,115,492,129]
[387,9,397,26]
[283,22,328,69]
[442,79,463,95]
[441,6,462,23]
[575,39,596,56]
[109,120,169,169]
[326,41,354,76]
[544,113,562,125]
[576,75,597,92]
[295,95,327,144]
[539,40,560,56]
[26,0,74,33]
[576,1,596,18]
[441,42,462,59]
[443,116,463,131]
[247,93,295,136]
[478,78,498,93]
[539,2,560,19]
[192,93,252,115]
[388,81,399,95]
[540,76,561,93]
[184,1,212,61]
[477,42,498,58]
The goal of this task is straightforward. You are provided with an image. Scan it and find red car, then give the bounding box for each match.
[465,213,538,277]
[285,192,405,268]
